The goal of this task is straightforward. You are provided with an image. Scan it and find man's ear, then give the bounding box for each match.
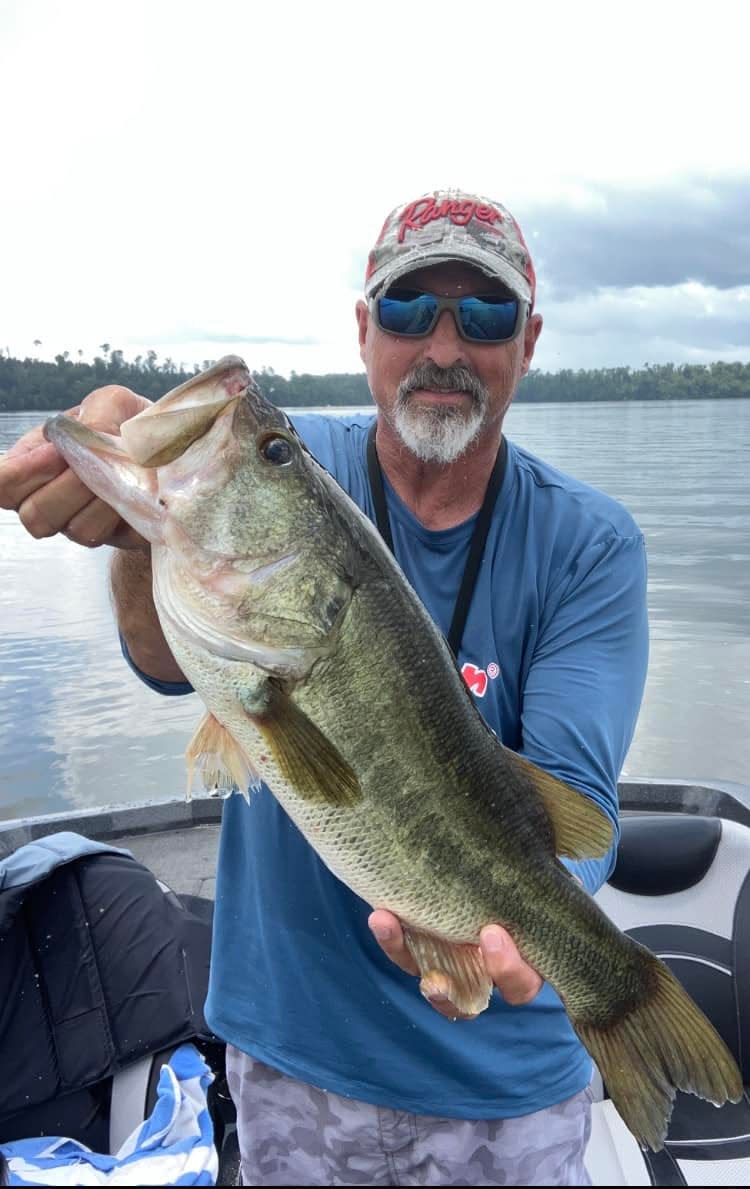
[520,312,543,378]
[355,299,369,364]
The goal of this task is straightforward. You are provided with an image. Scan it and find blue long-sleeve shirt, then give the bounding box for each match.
[123,414,649,1118]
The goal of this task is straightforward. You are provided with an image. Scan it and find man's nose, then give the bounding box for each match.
[423,309,468,368]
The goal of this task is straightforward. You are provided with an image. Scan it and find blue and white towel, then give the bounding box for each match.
[1,1043,218,1186]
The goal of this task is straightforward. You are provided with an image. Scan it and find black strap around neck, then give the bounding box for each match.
[366,422,394,553]
[366,421,507,657]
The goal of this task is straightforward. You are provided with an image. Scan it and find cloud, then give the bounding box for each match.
[501,177,750,370]
[545,283,750,348]
[526,176,750,298]
[130,329,320,348]
[533,289,750,374]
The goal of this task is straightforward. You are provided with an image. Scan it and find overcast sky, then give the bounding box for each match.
[2,0,749,379]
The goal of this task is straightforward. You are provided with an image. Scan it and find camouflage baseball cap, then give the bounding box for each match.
[365,189,536,307]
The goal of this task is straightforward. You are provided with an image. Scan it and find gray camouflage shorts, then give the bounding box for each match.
[226,1045,593,1186]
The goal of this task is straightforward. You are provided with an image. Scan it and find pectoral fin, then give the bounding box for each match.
[185,711,262,803]
[242,682,361,807]
[505,750,614,859]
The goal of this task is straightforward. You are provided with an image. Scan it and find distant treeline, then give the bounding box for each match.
[1,348,749,412]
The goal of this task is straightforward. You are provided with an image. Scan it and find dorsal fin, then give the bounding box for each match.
[505,750,614,859]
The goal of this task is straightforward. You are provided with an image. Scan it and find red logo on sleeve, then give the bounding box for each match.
[461,661,500,697]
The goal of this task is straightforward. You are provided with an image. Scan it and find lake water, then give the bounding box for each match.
[1,399,749,822]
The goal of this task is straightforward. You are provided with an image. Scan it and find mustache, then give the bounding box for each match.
[396,362,488,407]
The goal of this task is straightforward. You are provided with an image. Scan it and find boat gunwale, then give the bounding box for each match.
[2,777,750,857]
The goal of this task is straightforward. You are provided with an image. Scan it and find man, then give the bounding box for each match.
[0,190,649,1185]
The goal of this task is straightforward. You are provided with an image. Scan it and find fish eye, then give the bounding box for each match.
[259,434,293,466]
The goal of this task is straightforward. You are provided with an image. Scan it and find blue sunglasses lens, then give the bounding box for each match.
[376,291,519,341]
[459,297,519,341]
[378,293,438,336]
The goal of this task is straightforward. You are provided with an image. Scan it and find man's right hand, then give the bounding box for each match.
[0,385,152,550]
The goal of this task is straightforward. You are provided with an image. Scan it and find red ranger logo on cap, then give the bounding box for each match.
[398,197,504,243]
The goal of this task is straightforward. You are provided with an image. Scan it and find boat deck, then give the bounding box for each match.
[0,796,225,899]
[121,823,220,899]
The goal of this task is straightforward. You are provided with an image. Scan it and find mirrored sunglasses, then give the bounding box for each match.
[370,287,526,344]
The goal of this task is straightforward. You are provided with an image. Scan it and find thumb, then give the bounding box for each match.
[78,385,153,435]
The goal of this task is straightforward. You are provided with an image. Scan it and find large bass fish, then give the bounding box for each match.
[45,356,742,1151]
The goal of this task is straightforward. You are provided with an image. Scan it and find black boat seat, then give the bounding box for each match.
[607,813,722,896]
[585,813,750,1187]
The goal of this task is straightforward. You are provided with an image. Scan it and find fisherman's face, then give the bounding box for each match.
[356,261,542,463]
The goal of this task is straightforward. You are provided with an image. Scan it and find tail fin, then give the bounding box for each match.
[575,948,744,1151]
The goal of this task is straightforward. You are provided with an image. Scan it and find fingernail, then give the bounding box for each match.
[481,928,505,953]
[371,925,392,942]
[420,975,452,1002]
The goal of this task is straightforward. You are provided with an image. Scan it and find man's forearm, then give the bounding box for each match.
[110,548,187,683]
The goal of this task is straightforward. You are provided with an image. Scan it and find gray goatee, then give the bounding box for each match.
[392,363,489,463]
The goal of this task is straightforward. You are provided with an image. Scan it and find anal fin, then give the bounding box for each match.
[185,711,261,803]
[403,928,493,1018]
